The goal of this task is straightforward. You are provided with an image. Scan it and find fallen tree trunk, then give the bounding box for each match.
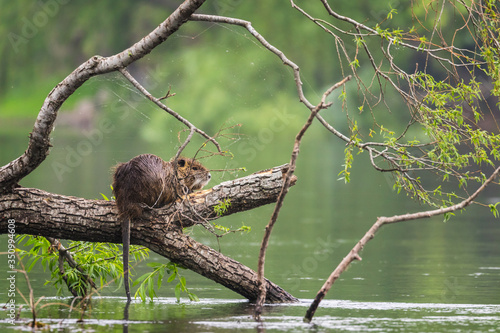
[0,165,298,303]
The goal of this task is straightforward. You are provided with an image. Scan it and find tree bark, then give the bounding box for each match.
[0,165,298,303]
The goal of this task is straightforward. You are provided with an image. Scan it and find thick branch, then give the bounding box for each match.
[0,0,207,194]
[0,165,298,303]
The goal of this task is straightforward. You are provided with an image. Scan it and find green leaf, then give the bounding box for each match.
[179,276,187,291]
[175,283,181,302]
[188,292,200,302]
[443,211,455,222]
[133,272,150,286]
[157,268,164,289]
[26,257,40,272]
[167,272,176,283]
[490,202,500,218]
[147,262,162,268]
[148,278,156,300]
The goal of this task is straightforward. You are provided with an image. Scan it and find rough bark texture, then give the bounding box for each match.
[0,165,298,303]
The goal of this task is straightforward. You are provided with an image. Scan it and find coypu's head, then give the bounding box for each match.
[175,157,211,191]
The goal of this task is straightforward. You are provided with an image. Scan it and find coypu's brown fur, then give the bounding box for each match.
[112,154,211,302]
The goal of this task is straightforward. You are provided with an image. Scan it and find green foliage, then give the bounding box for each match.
[338,145,353,183]
[16,235,148,297]
[338,122,361,184]
[490,202,500,219]
[16,234,199,302]
[134,262,198,302]
[334,1,500,211]
[374,24,404,45]
[417,74,498,167]
[387,6,398,20]
[214,198,232,217]
[213,223,251,235]
[349,58,360,69]
[417,36,428,51]
[211,199,251,238]
[443,211,455,223]
[479,2,500,100]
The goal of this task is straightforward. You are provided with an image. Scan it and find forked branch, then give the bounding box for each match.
[254,76,352,320]
[118,68,221,155]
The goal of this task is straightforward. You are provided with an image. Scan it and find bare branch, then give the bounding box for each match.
[0,0,207,193]
[118,68,221,154]
[190,14,315,110]
[304,164,500,322]
[254,76,352,320]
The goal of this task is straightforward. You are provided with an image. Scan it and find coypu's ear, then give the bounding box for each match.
[177,158,186,167]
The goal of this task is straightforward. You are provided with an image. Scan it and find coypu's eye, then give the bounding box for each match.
[192,166,199,171]
[178,159,186,167]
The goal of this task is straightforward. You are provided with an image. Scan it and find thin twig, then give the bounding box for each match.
[159,86,176,100]
[15,253,36,327]
[118,68,221,153]
[254,76,352,320]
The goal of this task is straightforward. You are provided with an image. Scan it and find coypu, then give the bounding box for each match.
[112,154,211,302]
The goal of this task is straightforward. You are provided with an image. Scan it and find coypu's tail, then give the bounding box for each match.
[122,218,131,302]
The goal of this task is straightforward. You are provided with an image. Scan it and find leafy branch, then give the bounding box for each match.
[134,262,199,302]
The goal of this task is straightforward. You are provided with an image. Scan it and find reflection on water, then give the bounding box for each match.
[196,299,500,332]
[3,297,500,332]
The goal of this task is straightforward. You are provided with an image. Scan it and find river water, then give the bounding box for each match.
[1,111,500,332]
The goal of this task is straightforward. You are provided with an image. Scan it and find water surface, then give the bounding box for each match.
[1,112,499,332]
